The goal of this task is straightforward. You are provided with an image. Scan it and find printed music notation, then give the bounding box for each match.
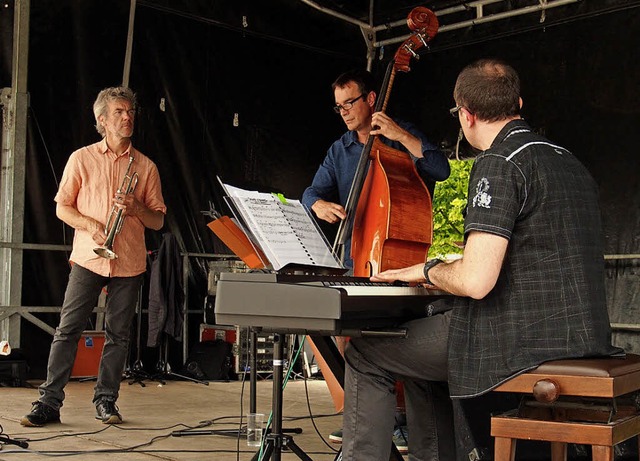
[221,182,343,271]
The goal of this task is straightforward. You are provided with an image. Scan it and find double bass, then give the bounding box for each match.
[307,6,441,415]
[334,7,440,277]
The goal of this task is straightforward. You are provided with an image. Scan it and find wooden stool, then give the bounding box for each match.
[491,354,640,461]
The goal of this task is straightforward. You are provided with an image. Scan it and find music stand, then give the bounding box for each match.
[124,280,208,386]
[252,333,312,461]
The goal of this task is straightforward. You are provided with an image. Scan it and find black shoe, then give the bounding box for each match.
[95,399,123,424]
[21,401,60,427]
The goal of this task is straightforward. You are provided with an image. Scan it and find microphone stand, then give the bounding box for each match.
[153,336,210,385]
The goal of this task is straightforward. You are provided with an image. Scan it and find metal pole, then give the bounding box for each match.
[122,0,137,87]
[0,0,30,347]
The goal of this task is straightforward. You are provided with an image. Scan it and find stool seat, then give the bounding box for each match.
[494,354,640,398]
[491,354,640,461]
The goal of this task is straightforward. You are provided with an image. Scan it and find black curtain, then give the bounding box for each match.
[1,1,638,377]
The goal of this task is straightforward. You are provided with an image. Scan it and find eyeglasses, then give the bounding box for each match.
[449,105,463,118]
[333,94,366,113]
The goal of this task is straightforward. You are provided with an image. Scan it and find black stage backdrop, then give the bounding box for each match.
[1,0,638,377]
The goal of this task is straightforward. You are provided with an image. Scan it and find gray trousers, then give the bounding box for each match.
[39,264,143,410]
[342,310,454,461]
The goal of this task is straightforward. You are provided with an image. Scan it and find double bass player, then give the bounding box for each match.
[302,69,450,269]
[301,69,450,452]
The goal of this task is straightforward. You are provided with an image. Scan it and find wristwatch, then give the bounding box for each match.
[423,258,444,285]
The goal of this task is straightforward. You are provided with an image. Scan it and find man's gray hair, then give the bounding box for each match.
[93,87,137,137]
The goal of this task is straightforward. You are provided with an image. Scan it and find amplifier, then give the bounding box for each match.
[235,327,283,375]
[71,331,105,378]
[205,260,249,325]
[207,260,248,296]
[235,328,302,376]
[200,324,236,344]
[199,324,299,376]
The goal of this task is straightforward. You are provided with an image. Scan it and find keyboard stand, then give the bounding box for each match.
[252,333,313,461]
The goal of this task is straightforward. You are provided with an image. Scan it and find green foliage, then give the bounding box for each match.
[429,159,474,258]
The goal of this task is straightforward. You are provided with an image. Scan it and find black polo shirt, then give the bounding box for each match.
[448,120,621,399]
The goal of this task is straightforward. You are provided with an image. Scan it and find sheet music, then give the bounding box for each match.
[221,182,343,271]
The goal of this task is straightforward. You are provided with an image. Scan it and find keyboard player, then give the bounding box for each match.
[342,59,620,461]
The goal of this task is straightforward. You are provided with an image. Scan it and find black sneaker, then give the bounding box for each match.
[21,401,60,427]
[95,399,123,424]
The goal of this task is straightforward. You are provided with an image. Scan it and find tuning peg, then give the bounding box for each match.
[403,44,419,59]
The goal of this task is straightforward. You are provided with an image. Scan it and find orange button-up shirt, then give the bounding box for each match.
[55,139,166,277]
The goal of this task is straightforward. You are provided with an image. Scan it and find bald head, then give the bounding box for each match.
[453,59,521,122]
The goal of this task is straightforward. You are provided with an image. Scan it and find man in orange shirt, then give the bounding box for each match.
[21,87,166,426]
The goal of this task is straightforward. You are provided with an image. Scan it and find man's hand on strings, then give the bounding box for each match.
[311,199,347,224]
[370,112,423,158]
[370,112,408,142]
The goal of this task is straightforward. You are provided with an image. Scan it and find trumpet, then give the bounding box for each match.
[94,155,139,259]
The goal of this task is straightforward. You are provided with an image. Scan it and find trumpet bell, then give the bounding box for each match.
[94,246,118,259]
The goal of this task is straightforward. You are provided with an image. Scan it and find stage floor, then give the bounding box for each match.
[0,376,346,460]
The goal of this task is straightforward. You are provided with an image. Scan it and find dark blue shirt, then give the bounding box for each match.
[302,120,450,267]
